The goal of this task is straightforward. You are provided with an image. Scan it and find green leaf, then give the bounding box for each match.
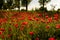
[0,39,2,40]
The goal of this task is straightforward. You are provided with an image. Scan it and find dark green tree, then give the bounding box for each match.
[0,0,3,9]
[15,0,20,10]
[3,0,8,10]
[21,0,31,11]
[7,0,13,9]
[39,0,51,9]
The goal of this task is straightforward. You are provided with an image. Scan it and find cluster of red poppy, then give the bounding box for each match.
[0,12,60,40]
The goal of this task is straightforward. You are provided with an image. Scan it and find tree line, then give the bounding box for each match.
[0,0,51,11]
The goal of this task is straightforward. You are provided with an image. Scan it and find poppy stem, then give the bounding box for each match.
[31,35,34,40]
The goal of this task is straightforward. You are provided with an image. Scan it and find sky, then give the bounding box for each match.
[21,0,60,10]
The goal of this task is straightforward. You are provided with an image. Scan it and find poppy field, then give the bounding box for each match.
[0,11,60,40]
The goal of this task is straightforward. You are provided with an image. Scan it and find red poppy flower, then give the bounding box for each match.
[34,18,39,21]
[10,16,15,19]
[54,17,58,21]
[14,24,18,28]
[38,14,42,17]
[41,18,45,23]
[28,16,33,21]
[0,18,2,23]
[17,18,21,21]
[20,17,25,20]
[46,25,50,29]
[20,25,24,31]
[0,31,3,35]
[45,15,48,19]
[48,37,55,40]
[54,13,58,17]
[56,24,60,29]
[1,35,5,39]
[29,32,34,36]
[0,28,5,32]
[33,16,36,19]
[48,17,52,23]
[35,37,39,40]
[22,22,28,25]
[3,18,7,23]
[8,27,12,31]
[11,19,16,22]
[7,34,12,38]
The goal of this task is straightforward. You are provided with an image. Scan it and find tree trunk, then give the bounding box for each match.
[18,0,20,11]
[15,0,20,11]
[43,0,44,17]
[0,0,3,9]
[20,0,21,11]
[26,0,28,11]
[43,0,44,9]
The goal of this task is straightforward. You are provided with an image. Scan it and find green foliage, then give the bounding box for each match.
[0,0,3,9]
[57,9,60,13]
[15,0,20,7]
[7,0,13,9]
[39,0,51,5]
[39,7,47,12]
[39,0,51,11]
[21,9,26,11]
[21,0,31,6]
[21,0,32,11]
